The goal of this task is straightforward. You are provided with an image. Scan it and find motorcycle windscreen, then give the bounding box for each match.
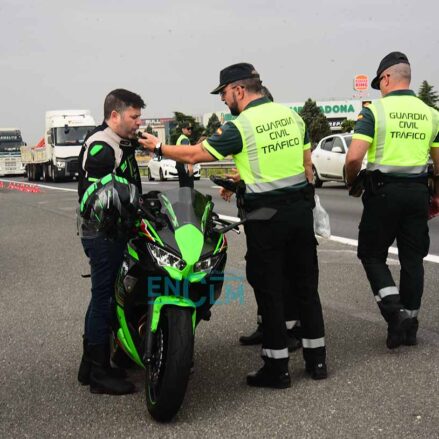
[158,187,213,233]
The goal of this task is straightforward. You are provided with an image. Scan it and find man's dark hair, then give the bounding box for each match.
[232,78,263,94]
[261,86,274,102]
[104,89,145,120]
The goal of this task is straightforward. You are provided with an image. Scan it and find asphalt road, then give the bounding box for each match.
[1,177,439,438]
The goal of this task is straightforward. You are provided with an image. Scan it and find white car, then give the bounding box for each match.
[311,133,365,187]
[147,157,201,181]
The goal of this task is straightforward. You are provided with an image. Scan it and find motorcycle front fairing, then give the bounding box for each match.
[114,187,227,366]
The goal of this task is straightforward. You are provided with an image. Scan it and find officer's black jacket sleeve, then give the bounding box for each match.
[84,141,116,178]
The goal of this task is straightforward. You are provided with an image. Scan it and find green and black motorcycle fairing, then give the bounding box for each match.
[112,186,230,422]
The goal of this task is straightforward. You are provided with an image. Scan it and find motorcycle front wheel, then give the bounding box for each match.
[145,306,194,422]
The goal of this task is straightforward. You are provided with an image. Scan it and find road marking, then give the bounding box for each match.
[0,178,77,192]
[3,179,438,264]
[330,235,439,264]
[218,214,439,264]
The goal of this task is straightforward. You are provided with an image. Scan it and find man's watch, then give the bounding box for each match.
[154,142,162,158]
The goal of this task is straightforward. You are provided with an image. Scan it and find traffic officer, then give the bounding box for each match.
[346,52,439,349]
[220,86,302,352]
[77,88,145,395]
[138,63,327,388]
[176,121,195,188]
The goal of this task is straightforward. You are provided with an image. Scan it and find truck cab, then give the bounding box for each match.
[22,110,96,182]
[44,110,95,181]
[0,128,26,176]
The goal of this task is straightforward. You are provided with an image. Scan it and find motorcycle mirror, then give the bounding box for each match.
[215,207,277,234]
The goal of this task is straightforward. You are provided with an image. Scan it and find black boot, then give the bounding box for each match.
[305,361,328,380]
[386,309,411,349]
[404,318,419,346]
[304,346,327,380]
[78,337,127,386]
[247,359,290,389]
[88,344,135,395]
[239,324,263,345]
[78,336,91,385]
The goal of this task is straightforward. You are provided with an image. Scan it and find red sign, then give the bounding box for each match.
[353,74,369,91]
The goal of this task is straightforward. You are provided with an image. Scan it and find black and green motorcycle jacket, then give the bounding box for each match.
[78,121,142,203]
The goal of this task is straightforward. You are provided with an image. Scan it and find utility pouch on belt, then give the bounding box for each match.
[364,170,384,195]
[302,183,316,208]
[428,173,438,197]
[349,169,368,197]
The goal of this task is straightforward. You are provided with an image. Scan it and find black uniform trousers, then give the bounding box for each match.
[244,194,325,372]
[358,180,430,321]
[176,162,194,188]
[254,280,300,329]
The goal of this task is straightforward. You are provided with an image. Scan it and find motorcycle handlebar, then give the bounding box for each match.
[209,175,238,193]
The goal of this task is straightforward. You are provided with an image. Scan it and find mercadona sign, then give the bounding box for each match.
[204,99,365,125]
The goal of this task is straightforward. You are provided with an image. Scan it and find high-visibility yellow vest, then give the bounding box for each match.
[366,95,439,174]
[177,134,189,145]
[231,101,307,194]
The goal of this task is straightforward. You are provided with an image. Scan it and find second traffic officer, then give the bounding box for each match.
[138,63,327,388]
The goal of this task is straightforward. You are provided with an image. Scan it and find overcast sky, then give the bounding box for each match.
[1,0,438,143]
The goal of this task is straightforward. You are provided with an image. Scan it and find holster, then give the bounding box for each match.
[349,169,368,197]
[428,173,439,197]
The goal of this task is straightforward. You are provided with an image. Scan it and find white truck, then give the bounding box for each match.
[0,128,26,176]
[21,110,96,182]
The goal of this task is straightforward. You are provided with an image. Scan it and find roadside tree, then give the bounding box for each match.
[341,119,355,133]
[418,80,439,110]
[299,99,331,147]
[169,112,204,144]
[205,113,221,137]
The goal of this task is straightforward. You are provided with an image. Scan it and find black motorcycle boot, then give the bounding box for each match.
[78,337,127,385]
[239,324,263,345]
[386,309,411,349]
[88,344,135,395]
[404,318,419,346]
[247,358,291,389]
[78,336,91,385]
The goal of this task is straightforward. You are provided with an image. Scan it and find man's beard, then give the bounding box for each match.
[228,97,240,116]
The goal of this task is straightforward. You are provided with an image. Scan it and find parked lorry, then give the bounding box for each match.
[0,128,26,176]
[21,110,96,182]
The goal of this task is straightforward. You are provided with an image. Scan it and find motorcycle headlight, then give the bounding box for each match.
[56,160,66,168]
[147,243,186,271]
[193,254,221,274]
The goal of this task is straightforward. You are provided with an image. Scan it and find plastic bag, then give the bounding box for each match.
[313,195,331,238]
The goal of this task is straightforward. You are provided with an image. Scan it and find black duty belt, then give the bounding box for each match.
[377,173,428,185]
[244,184,314,211]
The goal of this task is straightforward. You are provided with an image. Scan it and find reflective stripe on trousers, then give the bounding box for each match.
[405,309,419,318]
[261,348,289,359]
[302,337,325,349]
[286,320,298,330]
[374,286,399,303]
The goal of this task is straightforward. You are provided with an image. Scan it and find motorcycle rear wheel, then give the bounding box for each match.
[145,306,194,422]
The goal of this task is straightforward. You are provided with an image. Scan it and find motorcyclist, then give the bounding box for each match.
[77,88,144,395]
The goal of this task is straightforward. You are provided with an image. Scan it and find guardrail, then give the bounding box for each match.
[137,158,235,177]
